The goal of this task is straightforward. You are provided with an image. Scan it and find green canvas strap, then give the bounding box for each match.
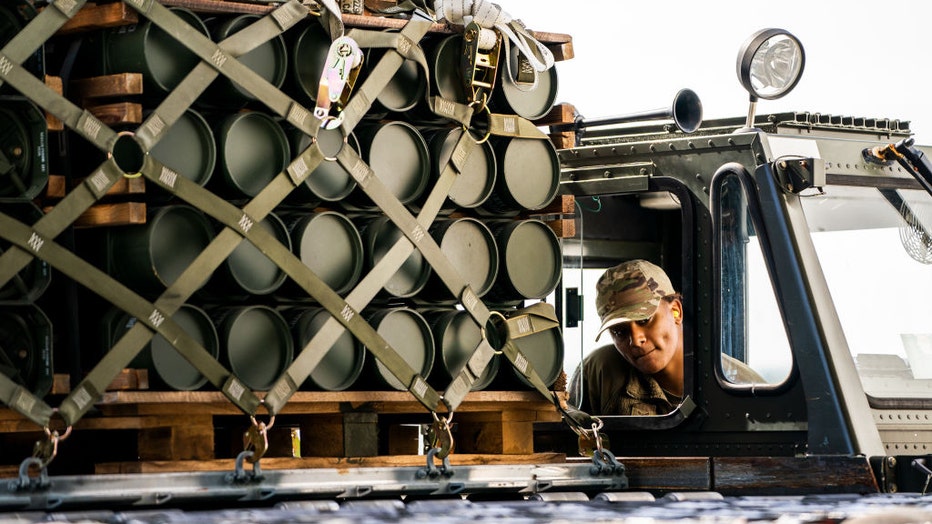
[0,3,314,427]
[0,0,86,86]
[146,143,443,413]
[263,130,477,414]
[0,376,53,427]
[340,17,433,130]
[0,210,257,426]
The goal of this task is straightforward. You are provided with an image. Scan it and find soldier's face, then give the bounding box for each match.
[609,299,682,376]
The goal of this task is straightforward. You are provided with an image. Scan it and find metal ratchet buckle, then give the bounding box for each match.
[314,35,364,130]
[462,21,501,113]
[243,415,275,464]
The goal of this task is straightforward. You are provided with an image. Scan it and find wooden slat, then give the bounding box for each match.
[71,73,144,100]
[545,218,576,238]
[51,373,70,395]
[532,194,575,216]
[535,103,577,127]
[610,457,713,491]
[44,175,67,200]
[95,453,569,474]
[95,390,563,416]
[546,39,575,62]
[44,76,64,131]
[86,102,143,126]
[56,2,139,35]
[71,202,146,228]
[549,131,576,150]
[106,369,149,391]
[713,456,878,495]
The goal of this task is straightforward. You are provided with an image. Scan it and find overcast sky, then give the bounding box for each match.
[494,1,932,141]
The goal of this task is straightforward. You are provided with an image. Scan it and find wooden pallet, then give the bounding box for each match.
[0,390,566,475]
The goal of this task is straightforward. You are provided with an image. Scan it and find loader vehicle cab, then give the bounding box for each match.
[555,27,932,494]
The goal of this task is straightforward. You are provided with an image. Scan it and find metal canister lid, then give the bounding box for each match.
[0,304,52,397]
[149,108,216,186]
[290,307,364,391]
[367,44,426,113]
[0,100,48,200]
[217,305,294,391]
[109,205,214,293]
[508,322,564,389]
[486,137,559,213]
[359,215,431,298]
[429,35,469,106]
[350,121,429,209]
[150,305,218,391]
[215,111,290,198]
[105,7,209,95]
[491,44,558,120]
[208,14,287,105]
[490,219,562,302]
[366,307,434,390]
[289,211,364,296]
[424,218,498,300]
[0,202,50,302]
[222,212,290,296]
[288,126,358,202]
[427,128,496,209]
[425,309,498,391]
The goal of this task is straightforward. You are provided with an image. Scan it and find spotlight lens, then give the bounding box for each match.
[738,29,805,100]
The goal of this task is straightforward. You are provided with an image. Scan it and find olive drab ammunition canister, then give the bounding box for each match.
[0,0,571,482]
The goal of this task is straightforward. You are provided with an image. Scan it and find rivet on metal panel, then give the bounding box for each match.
[602,171,612,178]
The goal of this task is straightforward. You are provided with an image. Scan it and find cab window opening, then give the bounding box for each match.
[714,170,794,389]
[562,181,692,418]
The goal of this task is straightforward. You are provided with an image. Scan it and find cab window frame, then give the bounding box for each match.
[712,165,797,395]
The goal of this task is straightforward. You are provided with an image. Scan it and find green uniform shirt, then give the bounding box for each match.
[569,344,765,416]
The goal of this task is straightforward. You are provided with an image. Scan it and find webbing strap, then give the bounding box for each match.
[0,52,116,151]
[0,4,314,427]
[0,0,85,83]
[263,131,477,414]
[341,17,433,130]
[148,144,443,412]
[0,211,257,426]
[0,377,53,427]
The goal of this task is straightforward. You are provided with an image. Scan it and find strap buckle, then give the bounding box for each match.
[314,35,364,129]
[462,21,501,113]
[32,425,71,469]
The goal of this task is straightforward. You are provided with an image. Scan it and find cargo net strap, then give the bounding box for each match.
[0,0,564,460]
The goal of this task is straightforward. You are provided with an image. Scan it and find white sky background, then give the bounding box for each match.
[496,0,932,141]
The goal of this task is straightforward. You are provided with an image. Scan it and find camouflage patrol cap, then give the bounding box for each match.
[595,259,674,341]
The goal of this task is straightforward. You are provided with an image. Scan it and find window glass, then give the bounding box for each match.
[802,185,932,399]
[718,174,793,385]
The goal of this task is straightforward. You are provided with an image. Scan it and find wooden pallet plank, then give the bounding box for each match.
[532,194,575,216]
[534,103,577,127]
[56,2,139,35]
[95,452,568,474]
[45,175,146,201]
[106,369,149,391]
[44,76,64,131]
[548,131,576,150]
[71,73,144,100]
[545,218,576,239]
[71,202,147,228]
[86,102,143,126]
[95,391,562,416]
